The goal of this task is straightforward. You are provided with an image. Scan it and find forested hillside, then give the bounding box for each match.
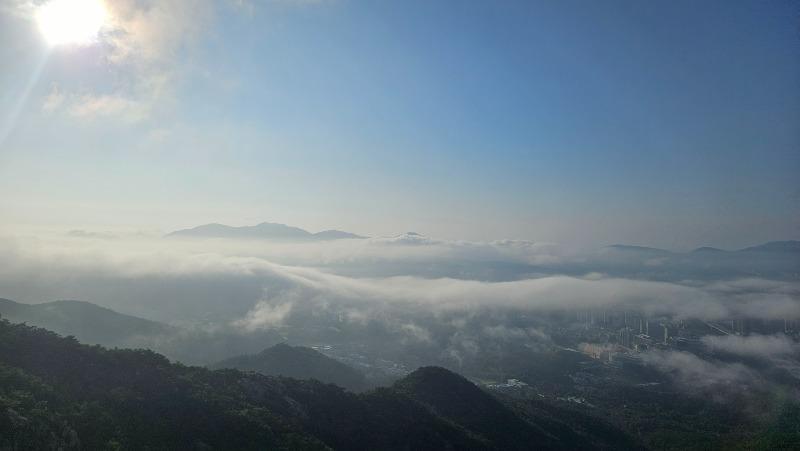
[0,318,635,450]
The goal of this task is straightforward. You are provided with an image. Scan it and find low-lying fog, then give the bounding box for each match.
[1,228,798,409]
[1,229,797,324]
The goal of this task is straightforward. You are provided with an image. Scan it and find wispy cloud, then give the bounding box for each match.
[232,293,294,331]
[28,0,214,121]
[641,350,766,400]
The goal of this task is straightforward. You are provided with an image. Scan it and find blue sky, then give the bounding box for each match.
[0,0,797,249]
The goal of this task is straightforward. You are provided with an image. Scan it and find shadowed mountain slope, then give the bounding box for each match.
[394,366,560,449]
[212,343,368,392]
[0,298,173,347]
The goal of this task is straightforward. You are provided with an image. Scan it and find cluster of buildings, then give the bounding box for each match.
[485,378,529,390]
[564,308,800,365]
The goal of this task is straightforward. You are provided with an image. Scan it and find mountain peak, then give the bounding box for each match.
[167,223,364,241]
[395,366,485,402]
[395,366,559,449]
[313,230,366,240]
[691,246,727,253]
[213,343,368,391]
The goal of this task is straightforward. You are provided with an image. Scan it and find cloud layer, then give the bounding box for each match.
[0,232,797,329]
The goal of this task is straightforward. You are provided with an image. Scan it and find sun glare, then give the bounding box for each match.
[36,0,108,47]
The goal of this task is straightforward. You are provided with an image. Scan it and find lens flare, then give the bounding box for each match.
[36,0,108,47]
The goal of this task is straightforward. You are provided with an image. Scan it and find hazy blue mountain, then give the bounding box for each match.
[313,229,366,239]
[581,241,799,282]
[167,222,311,239]
[0,298,173,347]
[212,342,369,391]
[691,246,728,254]
[601,241,800,258]
[604,244,674,255]
[167,222,366,240]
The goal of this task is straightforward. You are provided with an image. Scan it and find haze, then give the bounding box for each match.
[1,0,797,249]
[0,1,798,450]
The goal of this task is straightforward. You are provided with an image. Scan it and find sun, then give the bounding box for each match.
[36,0,108,47]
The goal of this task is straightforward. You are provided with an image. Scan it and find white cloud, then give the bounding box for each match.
[42,86,157,123]
[104,0,213,66]
[399,323,432,343]
[702,334,799,358]
[232,292,294,331]
[42,85,65,113]
[641,350,763,393]
[0,232,796,325]
[68,93,146,122]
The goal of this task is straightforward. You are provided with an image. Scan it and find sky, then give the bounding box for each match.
[0,0,798,249]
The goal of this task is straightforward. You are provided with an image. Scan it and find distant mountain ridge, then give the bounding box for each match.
[738,240,800,253]
[691,246,727,254]
[167,222,797,252]
[0,298,174,347]
[212,343,369,391]
[604,244,674,255]
[589,240,799,282]
[605,240,800,254]
[167,222,366,241]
